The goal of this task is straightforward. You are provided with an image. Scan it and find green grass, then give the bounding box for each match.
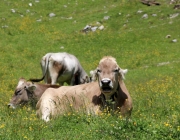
[0,0,180,139]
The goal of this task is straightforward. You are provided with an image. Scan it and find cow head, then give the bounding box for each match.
[91,56,128,99]
[8,78,36,109]
[74,71,91,85]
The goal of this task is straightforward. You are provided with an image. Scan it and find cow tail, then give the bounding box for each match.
[29,55,50,82]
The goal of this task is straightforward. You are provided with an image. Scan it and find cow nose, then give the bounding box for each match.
[8,103,15,109]
[8,104,10,108]
[101,78,111,86]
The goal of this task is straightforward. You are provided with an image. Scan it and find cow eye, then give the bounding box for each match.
[113,69,119,72]
[97,69,101,73]
[15,90,21,95]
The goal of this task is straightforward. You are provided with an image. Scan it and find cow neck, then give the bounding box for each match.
[110,84,119,102]
[100,83,119,103]
[25,88,33,96]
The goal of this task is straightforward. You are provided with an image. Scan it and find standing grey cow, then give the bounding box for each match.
[30,52,90,85]
[8,78,60,109]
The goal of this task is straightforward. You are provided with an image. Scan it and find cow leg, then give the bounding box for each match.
[45,72,51,84]
[49,71,58,85]
[70,72,79,85]
[42,107,50,122]
[70,77,75,85]
[41,58,46,78]
[50,74,58,85]
[48,61,59,85]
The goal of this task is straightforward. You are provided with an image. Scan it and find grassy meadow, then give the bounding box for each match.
[0,0,180,139]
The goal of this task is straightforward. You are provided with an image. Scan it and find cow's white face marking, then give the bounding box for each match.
[17,80,25,88]
[99,78,113,90]
[7,103,16,109]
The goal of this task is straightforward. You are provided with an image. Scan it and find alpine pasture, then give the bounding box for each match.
[0,0,180,139]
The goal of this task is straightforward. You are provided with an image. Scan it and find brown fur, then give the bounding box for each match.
[8,78,60,108]
[36,56,132,121]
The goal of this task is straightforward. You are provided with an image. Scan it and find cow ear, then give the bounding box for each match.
[84,76,90,83]
[90,70,97,81]
[26,84,36,92]
[119,68,128,80]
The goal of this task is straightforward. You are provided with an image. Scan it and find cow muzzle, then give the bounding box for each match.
[100,78,113,93]
[8,103,16,109]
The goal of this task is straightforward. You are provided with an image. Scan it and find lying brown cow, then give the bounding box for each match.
[8,78,60,109]
[36,56,132,122]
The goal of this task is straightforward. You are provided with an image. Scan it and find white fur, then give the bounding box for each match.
[90,70,97,81]
[17,80,24,88]
[41,52,89,85]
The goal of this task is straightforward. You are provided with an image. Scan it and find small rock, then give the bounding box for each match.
[26,9,30,13]
[169,13,179,19]
[49,13,56,17]
[36,19,42,22]
[157,62,170,66]
[137,10,143,14]
[2,25,8,28]
[142,14,148,19]
[67,17,72,20]
[170,0,176,4]
[82,25,91,33]
[60,46,64,49]
[98,25,104,30]
[165,35,171,38]
[11,9,16,13]
[29,3,32,7]
[172,39,177,43]
[61,17,72,20]
[84,25,91,30]
[104,16,110,20]
[91,26,98,32]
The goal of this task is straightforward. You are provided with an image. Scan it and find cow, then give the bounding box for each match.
[36,56,132,122]
[8,78,60,109]
[30,52,90,86]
